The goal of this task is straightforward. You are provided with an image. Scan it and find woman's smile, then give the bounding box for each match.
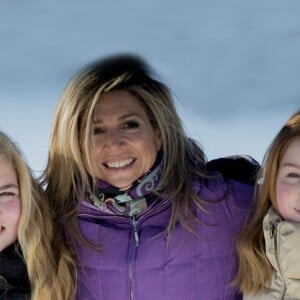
[104,158,135,169]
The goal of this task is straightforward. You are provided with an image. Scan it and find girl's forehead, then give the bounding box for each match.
[0,156,18,184]
[280,137,300,164]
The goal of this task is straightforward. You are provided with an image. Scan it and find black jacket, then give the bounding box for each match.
[207,155,260,185]
[0,243,30,300]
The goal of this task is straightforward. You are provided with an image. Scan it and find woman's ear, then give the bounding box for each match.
[155,129,162,151]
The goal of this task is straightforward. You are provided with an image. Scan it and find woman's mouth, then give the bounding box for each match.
[105,158,134,169]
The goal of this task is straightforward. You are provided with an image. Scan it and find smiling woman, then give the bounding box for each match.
[91,90,162,189]
[42,53,257,300]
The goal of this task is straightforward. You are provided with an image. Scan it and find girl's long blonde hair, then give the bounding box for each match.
[235,109,300,293]
[42,54,209,245]
[0,131,76,299]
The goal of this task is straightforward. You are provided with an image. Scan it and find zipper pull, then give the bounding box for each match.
[269,222,277,254]
[131,216,139,247]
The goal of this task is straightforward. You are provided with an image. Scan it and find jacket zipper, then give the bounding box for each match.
[80,198,170,300]
[129,262,134,300]
[269,222,286,299]
[127,200,171,300]
[131,215,139,247]
[128,215,139,300]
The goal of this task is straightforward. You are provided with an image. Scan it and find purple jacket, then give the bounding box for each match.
[71,175,254,300]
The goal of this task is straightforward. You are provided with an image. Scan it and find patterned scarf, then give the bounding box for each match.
[89,152,163,217]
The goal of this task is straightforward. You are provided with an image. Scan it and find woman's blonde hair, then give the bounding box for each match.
[43,54,209,246]
[235,109,300,293]
[0,131,76,299]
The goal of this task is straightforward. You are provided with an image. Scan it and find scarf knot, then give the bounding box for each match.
[89,153,163,217]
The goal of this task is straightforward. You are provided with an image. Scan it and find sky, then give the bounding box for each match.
[1,0,299,174]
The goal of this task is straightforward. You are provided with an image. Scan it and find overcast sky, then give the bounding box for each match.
[1,0,299,174]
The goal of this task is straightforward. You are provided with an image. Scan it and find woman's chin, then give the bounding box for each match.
[106,177,137,190]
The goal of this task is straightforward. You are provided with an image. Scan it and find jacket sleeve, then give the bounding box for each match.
[206,155,260,185]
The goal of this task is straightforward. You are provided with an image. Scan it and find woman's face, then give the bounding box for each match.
[276,137,300,223]
[0,157,20,251]
[91,90,162,189]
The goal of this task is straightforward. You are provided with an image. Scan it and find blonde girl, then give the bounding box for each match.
[0,131,76,299]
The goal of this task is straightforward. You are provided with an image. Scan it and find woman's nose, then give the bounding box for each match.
[103,130,124,148]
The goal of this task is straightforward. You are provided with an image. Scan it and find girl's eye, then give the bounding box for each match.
[94,127,105,135]
[122,121,139,129]
[287,172,300,178]
[0,191,15,197]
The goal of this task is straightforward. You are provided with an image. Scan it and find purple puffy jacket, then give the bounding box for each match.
[70,175,254,300]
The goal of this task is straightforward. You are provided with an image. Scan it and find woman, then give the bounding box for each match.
[43,54,256,299]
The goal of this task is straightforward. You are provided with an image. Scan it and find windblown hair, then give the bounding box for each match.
[42,53,209,246]
[235,109,300,293]
[0,131,76,299]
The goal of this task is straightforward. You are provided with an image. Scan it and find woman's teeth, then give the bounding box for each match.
[106,158,133,168]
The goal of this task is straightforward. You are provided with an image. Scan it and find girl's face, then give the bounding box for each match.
[91,90,162,189]
[0,157,21,251]
[276,137,300,223]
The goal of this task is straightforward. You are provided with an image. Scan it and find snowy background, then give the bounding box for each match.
[1,0,299,175]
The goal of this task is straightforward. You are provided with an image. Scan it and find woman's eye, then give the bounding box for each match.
[122,121,139,129]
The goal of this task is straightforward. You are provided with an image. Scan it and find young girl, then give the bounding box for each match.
[236,109,300,299]
[0,131,76,299]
